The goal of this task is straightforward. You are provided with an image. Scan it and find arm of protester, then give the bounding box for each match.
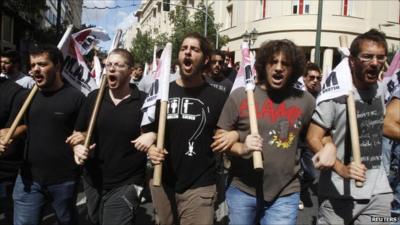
[307,122,336,169]
[383,97,400,141]
[72,143,95,165]
[132,132,157,152]
[147,145,168,165]
[0,125,27,140]
[66,131,87,146]
[333,160,367,182]
[227,134,263,158]
[211,129,239,153]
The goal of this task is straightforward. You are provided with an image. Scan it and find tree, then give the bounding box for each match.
[130,30,155,66]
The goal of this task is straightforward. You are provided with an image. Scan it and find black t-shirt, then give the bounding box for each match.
[75,86,147,190]
[23,84,84,185]
[146,81,226,193]
[0,78,27,181]
[205,75,233,98]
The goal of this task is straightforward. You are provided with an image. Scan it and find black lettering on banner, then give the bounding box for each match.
[323,71,338,89]
[245,65,253,84]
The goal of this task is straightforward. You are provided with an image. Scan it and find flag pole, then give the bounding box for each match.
[3,25,74,144]
[339,35,363,187]
[83,29,122,149]
[153,43,172,186]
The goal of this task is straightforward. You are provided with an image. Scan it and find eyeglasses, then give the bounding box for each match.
[105,63,128,69]
[211,60,224,66]
[308,75,322,81]
[357,54,387,63]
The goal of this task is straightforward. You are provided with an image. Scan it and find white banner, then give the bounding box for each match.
[231,42,256,93]
[316,57,353,105]
[60,27,110,95]
[141,43,172,126]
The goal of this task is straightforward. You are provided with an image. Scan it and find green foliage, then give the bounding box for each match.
[129,0,228,64]
[130,30,155,65]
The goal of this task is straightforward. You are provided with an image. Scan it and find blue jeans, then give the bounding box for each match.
[226,184,299,225]
[383,137,400,215]
[12,175,78,225]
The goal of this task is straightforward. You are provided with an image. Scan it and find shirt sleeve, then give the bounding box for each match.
[311,99,337,130]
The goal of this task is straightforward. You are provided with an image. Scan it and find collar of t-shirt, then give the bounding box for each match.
[104,86,140,105]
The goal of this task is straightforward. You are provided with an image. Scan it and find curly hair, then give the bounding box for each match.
[255,39,306,87]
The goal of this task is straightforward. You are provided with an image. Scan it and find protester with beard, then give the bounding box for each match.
[3,45,84,225]
[69,49,147,225]
[213,39,315,225]
[135,32,226,225]
[307,29,392,224]
[204,50,233,97]
[0,50,35,89]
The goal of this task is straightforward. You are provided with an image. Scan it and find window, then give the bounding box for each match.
[292,0,310,15]
[259,0,267,19]
[342,0,353,16]
[226,5,233,28]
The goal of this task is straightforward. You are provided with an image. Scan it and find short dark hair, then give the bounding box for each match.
[255,39,306,87]
[304,62,321,76]
[350,29,388,57]
[133,63,143,69]
[211,50,225,59]
[109,48,134,67]
[181,32,213,69]
[30,45,64,70]
[1,50,21,64]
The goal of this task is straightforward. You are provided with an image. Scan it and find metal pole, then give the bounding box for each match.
[314,0,323,67]
[216,29,219,49]
[56,0,62,39]
[204,0,208,37]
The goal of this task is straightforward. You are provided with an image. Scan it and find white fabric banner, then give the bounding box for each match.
[316,57,353,105]
[231,42,256,93]
[141,43,172,126]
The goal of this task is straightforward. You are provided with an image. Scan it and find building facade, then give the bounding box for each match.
[132,0,399,74]
[214,0,399,74]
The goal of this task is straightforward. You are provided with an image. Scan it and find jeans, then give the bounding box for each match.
[226,185,299,225]
[12,175,78,225]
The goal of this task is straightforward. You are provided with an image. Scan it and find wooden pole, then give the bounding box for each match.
[3,85,38,143]
[83,29,122,149]
[3,25,74,144]
[247,91,263,170]
[339,35,363,187]
[152,101,167,186]
[152,43,172,186]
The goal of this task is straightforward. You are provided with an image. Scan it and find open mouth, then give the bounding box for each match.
[107,75,118,86]
[33,74,45,83]
[272,73,284,84]
[183,58,193,70]
[365,69,379,80]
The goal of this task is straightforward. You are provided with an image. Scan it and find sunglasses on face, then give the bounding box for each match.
[308,75,322,81]
[211,60,224,66]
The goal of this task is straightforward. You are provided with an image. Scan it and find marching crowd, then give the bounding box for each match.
[0,28,399,225]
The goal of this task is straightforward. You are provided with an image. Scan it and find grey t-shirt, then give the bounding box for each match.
[313,82,392,200]
[217,85,315,201]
